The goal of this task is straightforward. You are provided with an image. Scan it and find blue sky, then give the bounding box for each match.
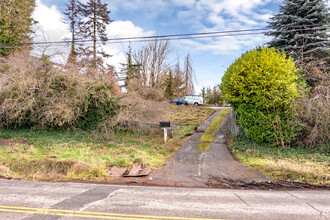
[33,0,284,94]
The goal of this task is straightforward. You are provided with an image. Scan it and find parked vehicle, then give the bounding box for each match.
[182,95,203,106]
[168,98,188,105]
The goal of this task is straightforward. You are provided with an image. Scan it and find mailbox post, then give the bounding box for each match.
[160,121,171,143]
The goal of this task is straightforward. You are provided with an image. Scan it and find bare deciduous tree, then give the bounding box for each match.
[171,60,185,97]
[183,53,196,95]
[133,40,171,88]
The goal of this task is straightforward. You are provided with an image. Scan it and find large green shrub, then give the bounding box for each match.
[78,82,120,130]
[220,47,304,145]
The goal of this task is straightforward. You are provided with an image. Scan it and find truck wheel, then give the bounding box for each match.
[194,102,199,106]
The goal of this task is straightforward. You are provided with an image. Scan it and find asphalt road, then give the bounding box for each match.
[0,179,329,220]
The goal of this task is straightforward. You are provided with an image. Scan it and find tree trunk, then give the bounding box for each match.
[93,0,97,64]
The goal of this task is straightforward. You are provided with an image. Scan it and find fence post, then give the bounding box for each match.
[230,109,241,137]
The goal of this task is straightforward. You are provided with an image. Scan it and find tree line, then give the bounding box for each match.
[0,0,196,99]
[121,41,195,99]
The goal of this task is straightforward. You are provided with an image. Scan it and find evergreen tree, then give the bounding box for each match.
[203,86,222,105]
[206,87,211,104]
[63,0,80,64]
[209,85,223,105]
[165,69,173,99]
[0,0,36,56]
[266,0,330,65]
[201,87,206,103]
[121,45,141,89]
[78,0,112,68]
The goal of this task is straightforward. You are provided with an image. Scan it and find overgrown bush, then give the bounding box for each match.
[296,63,329,146]
[220,47,305,146]
[0,51,119,130]
[116,92,166,132]
[78,82,120,130]
[128,79,165,101]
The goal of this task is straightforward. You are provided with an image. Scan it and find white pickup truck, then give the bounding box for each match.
[182,95,203,106]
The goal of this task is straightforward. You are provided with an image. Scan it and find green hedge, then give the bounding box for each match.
[220,47,305,145]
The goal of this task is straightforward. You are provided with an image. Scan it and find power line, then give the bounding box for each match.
[0,24,328,49]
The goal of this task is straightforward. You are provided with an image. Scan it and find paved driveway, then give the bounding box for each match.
[115,109,270,187]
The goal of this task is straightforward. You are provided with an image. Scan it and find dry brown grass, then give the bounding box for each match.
[0,165,15,179]
[13,159,94,181]
[115,92,168,132]
[127,79,165,101]
[251,158,330,184]
[162,104,214,126]
[267,159,329,179]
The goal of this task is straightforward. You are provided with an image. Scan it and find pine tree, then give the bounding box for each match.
[121,45,141,89]
[203,85,223,105]
[63,0,80,64]
[78,0,112,68]
[266,0,330,65]
[0,0,36,56]
[201,87,206,103]
[206,87,211,104]
[165,69,173,99]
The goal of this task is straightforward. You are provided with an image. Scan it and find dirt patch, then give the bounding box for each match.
[15,159,91,180]
[0,165,14,179]
[207,177,330,190]
[0,138,32,146]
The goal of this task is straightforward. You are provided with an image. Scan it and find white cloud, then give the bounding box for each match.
[107,21,154,38]
[171,0,276,57]
[33,0,69,43]
[106,0,275,57]
[176,32,268,57]
[105,21,155,71]
[32,0,70,63]
[193,0,273,30]
[32,1,154,70]
[195,78,217,94]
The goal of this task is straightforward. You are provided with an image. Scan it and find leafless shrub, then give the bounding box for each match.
[297,62,330,146]
[116,91,167,132]
[0,50,119,129]
[127,79,165,101]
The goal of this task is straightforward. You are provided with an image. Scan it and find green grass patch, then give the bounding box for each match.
[229,135,330,185]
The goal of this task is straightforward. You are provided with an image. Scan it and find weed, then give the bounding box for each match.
[229,135,330,185]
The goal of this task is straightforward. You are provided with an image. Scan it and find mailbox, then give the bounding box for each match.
[160,121,170,128]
